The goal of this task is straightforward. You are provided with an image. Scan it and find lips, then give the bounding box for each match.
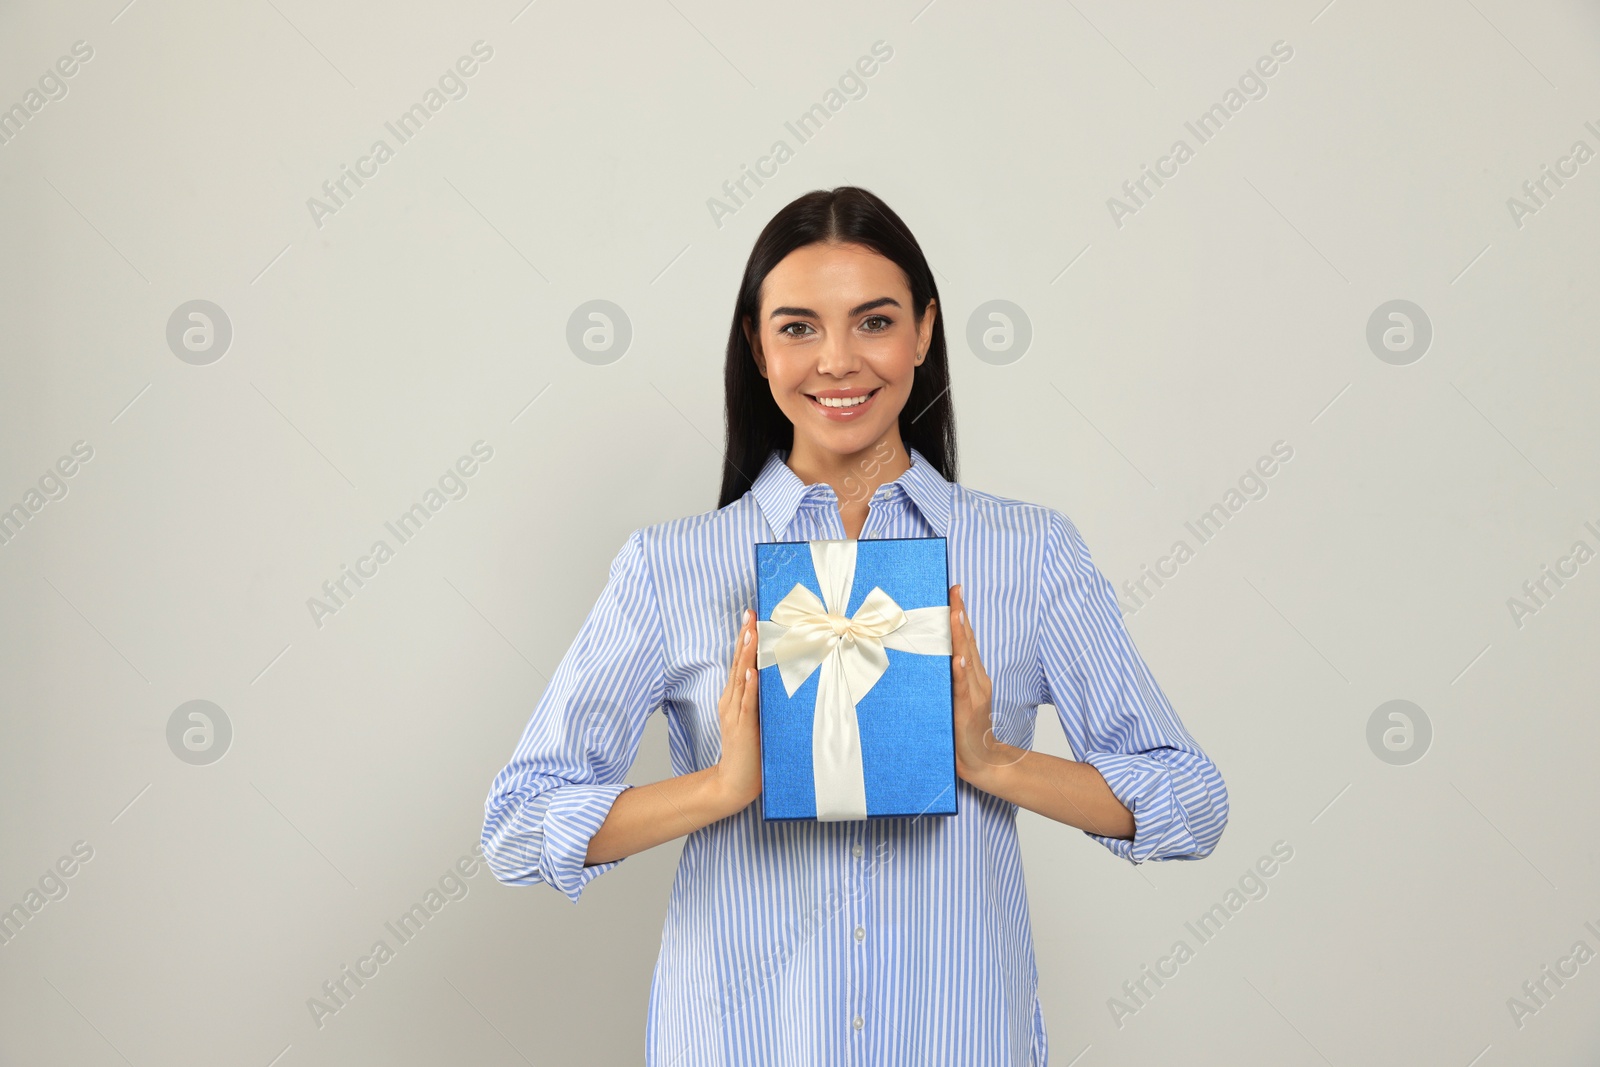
[805,387,881,420]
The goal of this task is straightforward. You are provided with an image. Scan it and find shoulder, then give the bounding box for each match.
[615,493,764,562]
[950,483,1089,555]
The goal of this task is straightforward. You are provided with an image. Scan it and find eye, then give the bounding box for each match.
[778,321,813,338]
[861,315,892,332]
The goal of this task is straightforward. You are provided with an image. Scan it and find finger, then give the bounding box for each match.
[949,641,962,698]
[958,618,983,704]
[741,618,758,676]
[950,589,984,711]
[743,616,760,679]
[737,667,758,732]
[953,648,975,712]
[957,612,975,675]
[964,615,989,688]
[958,651,979,711]
[954,588,972,651]
[952,655,982,746]
[949,601,971,695]
[728,654,749,719]
[743,665,759,718]
[953,656,985,746]
[727,615,743,686]
[949,587,967,657]
[729,609,753,686]
[954,594,990,687]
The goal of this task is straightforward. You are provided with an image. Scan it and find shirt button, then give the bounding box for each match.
[852,843,863,858]
[854,926,865,941]
[852,1015,864,1031]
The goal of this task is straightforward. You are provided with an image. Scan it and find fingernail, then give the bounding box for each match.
[743,630,752,646]
[745,668,753,680]
[959,655,966,668]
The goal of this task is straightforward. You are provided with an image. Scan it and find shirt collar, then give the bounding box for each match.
[749,445,954,539]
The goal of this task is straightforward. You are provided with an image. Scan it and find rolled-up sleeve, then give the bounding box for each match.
[481,527,668,902]
[1035,509,1229,864]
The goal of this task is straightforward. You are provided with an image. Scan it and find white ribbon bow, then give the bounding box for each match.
[755,540,951,821]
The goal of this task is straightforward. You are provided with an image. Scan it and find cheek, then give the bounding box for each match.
[764,361,802,396]
[876,346,921,387]
[765,349,811,393]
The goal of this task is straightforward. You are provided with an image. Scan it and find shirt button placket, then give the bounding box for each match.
[849,830,869,1058]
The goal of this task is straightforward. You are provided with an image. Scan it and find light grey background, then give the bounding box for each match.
[2,0,1598,1063]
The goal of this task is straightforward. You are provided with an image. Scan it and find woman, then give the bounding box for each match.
[481,186,1229,1065]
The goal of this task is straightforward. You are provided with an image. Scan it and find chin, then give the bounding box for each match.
[782,386,909,457]
[812,424,893,454]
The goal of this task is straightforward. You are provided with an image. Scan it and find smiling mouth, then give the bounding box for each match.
[806,387,881,412]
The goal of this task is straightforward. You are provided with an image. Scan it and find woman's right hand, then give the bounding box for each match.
[713,608,763,813]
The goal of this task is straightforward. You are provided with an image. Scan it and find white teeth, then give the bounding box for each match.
[815,392,872,408]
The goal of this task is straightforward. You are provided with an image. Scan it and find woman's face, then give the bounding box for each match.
[745,240,935,461]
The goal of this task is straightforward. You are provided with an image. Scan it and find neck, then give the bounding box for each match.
[785,429,913,502]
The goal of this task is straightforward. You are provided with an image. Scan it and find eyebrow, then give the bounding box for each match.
[768,296,901,320]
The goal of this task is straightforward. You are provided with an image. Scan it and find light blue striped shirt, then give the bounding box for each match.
[481,446,1229,1065]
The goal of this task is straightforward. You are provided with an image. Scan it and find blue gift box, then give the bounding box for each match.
[754,536,958,822]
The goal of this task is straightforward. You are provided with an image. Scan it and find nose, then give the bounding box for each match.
[814,327,862,377]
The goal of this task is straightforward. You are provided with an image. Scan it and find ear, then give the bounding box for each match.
[745,316,768,378]
[916,297,937,364]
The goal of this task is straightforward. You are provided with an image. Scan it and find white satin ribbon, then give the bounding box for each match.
[755,539,951,821]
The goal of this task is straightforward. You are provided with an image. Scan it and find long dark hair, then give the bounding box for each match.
[717,186,957,509]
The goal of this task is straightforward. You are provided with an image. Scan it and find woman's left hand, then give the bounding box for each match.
[950,584,1023,785]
